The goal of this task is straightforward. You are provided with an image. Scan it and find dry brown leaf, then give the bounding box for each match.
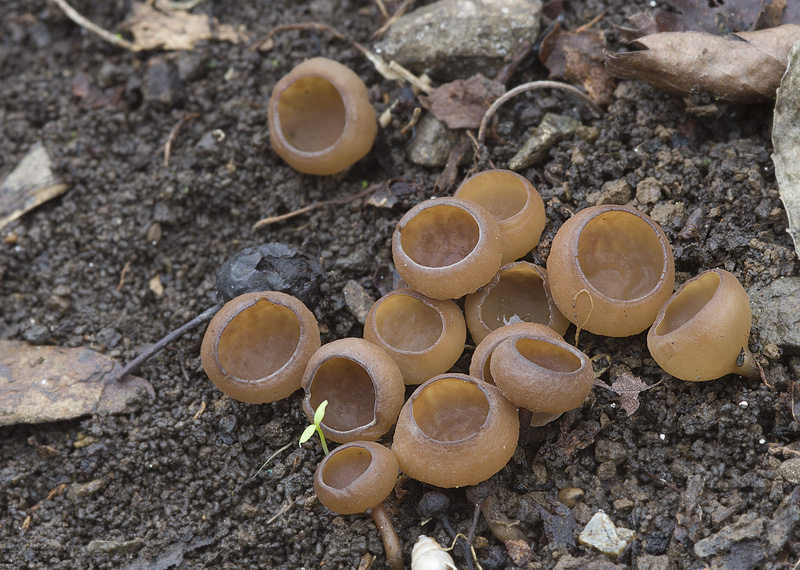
[605,24,800,103]
[120,1,245,51]
[536,419,602,462]
[595,372,660,416]
[665,0,795,34]
[540,22,615,106]
[0,340,154,426]
[428,74,506,129]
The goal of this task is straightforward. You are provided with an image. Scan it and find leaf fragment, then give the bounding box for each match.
[605,25,800,103]
[595,372,660,416]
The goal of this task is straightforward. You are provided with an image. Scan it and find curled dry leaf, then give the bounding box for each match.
[428,73,506,129]
[540,22,615,106]
[605,24,800,103]
[771,40,800,256]
[594,372,660,416]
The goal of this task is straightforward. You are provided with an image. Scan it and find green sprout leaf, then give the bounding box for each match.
[299,399,330,455]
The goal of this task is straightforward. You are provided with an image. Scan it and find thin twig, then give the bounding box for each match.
[477,80,603,147]
[374,0,389,19]
[253,185,376,230]
[253,443,293,478]
[51,0,138,51]
[116,260,132,292]
[267,500,293,525]
[574,10,607,34]
[164,113,200,167]
[116,304,221,379]
[192,401,206,420]
[373,0,414,37]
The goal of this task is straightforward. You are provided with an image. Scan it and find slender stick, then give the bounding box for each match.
[116,304,220,379]
[51,0,138,51]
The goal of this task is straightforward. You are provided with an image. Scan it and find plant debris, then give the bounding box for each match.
[772,40,800,256]
[428,74,506,130]
[605,24,800,103]
[0,341,154,426]
[539,21,615,106]
[0,142,71,231]
[594,372,661,416]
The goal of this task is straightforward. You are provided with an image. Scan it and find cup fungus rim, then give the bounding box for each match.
[506,336,588,376]
[368,288,448,356]
[394,197,496,273]
[404,373,494,446]
[568,204,673,304]
[650,268,723,339]
[457,169,535,224]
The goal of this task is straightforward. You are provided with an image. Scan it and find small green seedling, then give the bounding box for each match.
[299,400,330,455]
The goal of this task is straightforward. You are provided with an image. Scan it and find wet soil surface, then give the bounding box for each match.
[1,1,799,569]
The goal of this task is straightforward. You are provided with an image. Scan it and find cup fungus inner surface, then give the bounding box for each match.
[577,211,665,300]
[321,446,373,490]
[401,205,480,267]
[482,268,550,328]
[277,76,346,152]
[515,338,581,373]
[457,171,527,221]
[412,378,489,441]
[375,295,443,352]
[655,271,720,336]
[217,300,300,380]
[309,358,376,431]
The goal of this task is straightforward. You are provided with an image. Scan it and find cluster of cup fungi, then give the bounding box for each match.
[198,57,761,569]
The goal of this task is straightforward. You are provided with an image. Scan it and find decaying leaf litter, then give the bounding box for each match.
[1,0,800,569]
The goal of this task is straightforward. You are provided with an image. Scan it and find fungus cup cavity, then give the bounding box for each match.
[314,441,403,570]
[364,288,466,385]
[392,197,502,300]
[454,169,546,264]
[465,262,569,345]
[302,338,405,443]
[547,205,675,337]
[200,291,320,404]
[489,333,594,421]
[469,322,564,385]
[268,57,377,175]
[647,268,759,381]
[392,374,519,488]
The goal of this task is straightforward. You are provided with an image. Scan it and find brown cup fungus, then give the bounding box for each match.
[465,262,570,345]
[489,332,594,425]
[200,291,320,404]
[314,441,403,570]
[302,338,405,443]
[268,57,377,175]
[454,169,546,264]
[647,268,759,381]
[547,205,675,337]
[392,374,519,488]
[392,197,502,300]
[469,322,564,385]
[363,288,466,385]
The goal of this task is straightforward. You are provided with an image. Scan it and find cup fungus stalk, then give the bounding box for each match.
[314,441,403,570]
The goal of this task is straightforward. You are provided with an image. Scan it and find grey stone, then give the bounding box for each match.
[406,114,458,167]
[636,554,670,570]
[587,179,632,206]
[343,280,375,325]
[636,177,663,204]
[68,479,105,501]
[650,201,686,230]
[693,512,764,558]
[375,0,542,81]
[778,458,800,484]
[509,113,581,170]
[87,537,144,555]
[750,277,800,352]
[595,440,628,464]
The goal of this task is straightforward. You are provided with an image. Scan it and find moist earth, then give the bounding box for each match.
[1,0,799,569]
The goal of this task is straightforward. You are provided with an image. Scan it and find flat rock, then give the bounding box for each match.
[375,0,542,81]
[750,277,800,352]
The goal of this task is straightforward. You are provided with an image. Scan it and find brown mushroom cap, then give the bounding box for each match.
[454,169,546,264]
[314,441,399,515]
[647,268,755,381]
[268,57,377,175]
[392,374,519,488]
[392,197,503,300]
[302,338,405,443]
[200,291,320,404]
[489,334,594,415]
[469,322,564,385]
[465,262,569,345]
[364,288,466,385]
[547,205,675,337]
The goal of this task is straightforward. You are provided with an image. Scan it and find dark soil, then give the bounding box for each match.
[1,1,799,569]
